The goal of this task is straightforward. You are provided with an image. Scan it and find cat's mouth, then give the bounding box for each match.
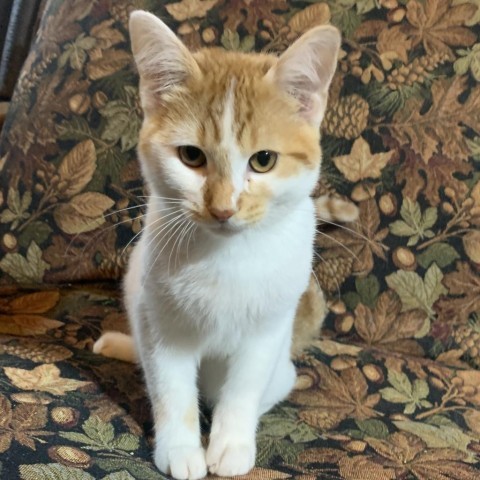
[192,217,242,237]
[208,220,243,236]
[186,206,245,236]
[190,214,244,236]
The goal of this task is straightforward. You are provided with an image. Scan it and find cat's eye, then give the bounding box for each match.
[178,146,206,168]
[249,150,278,173]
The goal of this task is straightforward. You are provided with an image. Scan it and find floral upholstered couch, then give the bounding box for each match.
[1,0,480,478]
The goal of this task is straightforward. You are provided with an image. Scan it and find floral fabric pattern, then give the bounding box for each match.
[1,285,480,479]
[0,0,479,478]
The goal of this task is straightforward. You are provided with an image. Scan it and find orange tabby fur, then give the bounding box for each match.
[139,50,321,228]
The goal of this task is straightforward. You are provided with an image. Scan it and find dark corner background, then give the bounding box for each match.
[0,0,45,126]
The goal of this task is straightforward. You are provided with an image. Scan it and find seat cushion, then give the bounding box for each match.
[1,285,479,479]
[1,0,480,370]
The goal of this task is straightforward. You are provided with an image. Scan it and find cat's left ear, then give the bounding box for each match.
[267,26,341,126]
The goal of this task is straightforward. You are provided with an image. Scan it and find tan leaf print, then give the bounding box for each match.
[68,192,114,218]
[317,199,389,275]
[0,315,63,336]
[0,290,63,336]
[422,154,470,206]
[377,25,412,64]
[435,262,480,325]
[287,3,331,33]
[0,394,52,452]
[367,432,479,480]
[220,0,289,34]
[353,291,427,354]
[390,77,480,164]
[404,0,476,57]
[298,408,346,431]
[86,49,132,80]
[333,137,394,183]
[368,432,425,464]
[338,455,396,480]
[166,0,219,21]
[89,19,125,50]
[53,203,105,235]
[58,140,97,198]
[4,364,91,396]
[4,291,60,314]
[291,360,380,430]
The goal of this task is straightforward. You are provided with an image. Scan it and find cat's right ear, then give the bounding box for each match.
[267,25,341,126]
[129,11,199,108]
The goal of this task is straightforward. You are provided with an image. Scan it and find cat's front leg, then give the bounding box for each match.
[205,318,295,476]
[140,347,206,480]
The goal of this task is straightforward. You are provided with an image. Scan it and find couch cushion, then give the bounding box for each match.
[0,284,480,480]
[1,286,480,478]
[0,0,479,366]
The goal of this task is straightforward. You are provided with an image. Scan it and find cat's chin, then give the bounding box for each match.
[201,221,245,237]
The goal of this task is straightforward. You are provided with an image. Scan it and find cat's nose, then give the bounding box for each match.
[209,207,235,223]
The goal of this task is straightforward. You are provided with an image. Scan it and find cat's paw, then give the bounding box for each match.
[155,446,207,480]
[206,437,255,477]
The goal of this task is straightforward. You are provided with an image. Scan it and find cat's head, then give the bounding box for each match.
[130,11,340,235]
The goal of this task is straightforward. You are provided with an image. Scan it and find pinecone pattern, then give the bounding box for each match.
[322,94,369,140]
[386,53,450,90]
[453,325,480,368]
[314,256,354,293]
[3,341,73,363]
[99,254,128,279]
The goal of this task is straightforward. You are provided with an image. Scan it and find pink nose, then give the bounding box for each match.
[209,207,235,222]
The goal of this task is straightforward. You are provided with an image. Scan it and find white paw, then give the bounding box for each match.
[154,445,207,480]
[206,437,255,477]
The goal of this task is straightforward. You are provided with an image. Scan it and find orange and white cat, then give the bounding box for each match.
[94,10,349,479]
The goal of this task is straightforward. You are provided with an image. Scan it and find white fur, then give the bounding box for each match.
[123,197,315,479]
[94,11,340,480]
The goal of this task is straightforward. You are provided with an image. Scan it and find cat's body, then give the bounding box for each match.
[129,197,314,355]
[94,11,352,480]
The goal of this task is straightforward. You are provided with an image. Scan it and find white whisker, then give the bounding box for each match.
[144,210,185,252]
[317,216,381,251]
[168,216,191,274]
[103,202,182,220]
[124,208,184,256]
[137,195,184,203]
[143,214,187,283]
[103,203,148,219]
[174,216,194,270]
[185,222,197,262]
[65,212,146,259]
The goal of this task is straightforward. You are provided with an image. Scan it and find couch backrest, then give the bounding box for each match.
[0,0,479,367]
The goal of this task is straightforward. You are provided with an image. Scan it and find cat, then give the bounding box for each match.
[94,10,354,479]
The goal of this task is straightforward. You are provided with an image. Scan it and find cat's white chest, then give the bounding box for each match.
[140,206,315,351]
